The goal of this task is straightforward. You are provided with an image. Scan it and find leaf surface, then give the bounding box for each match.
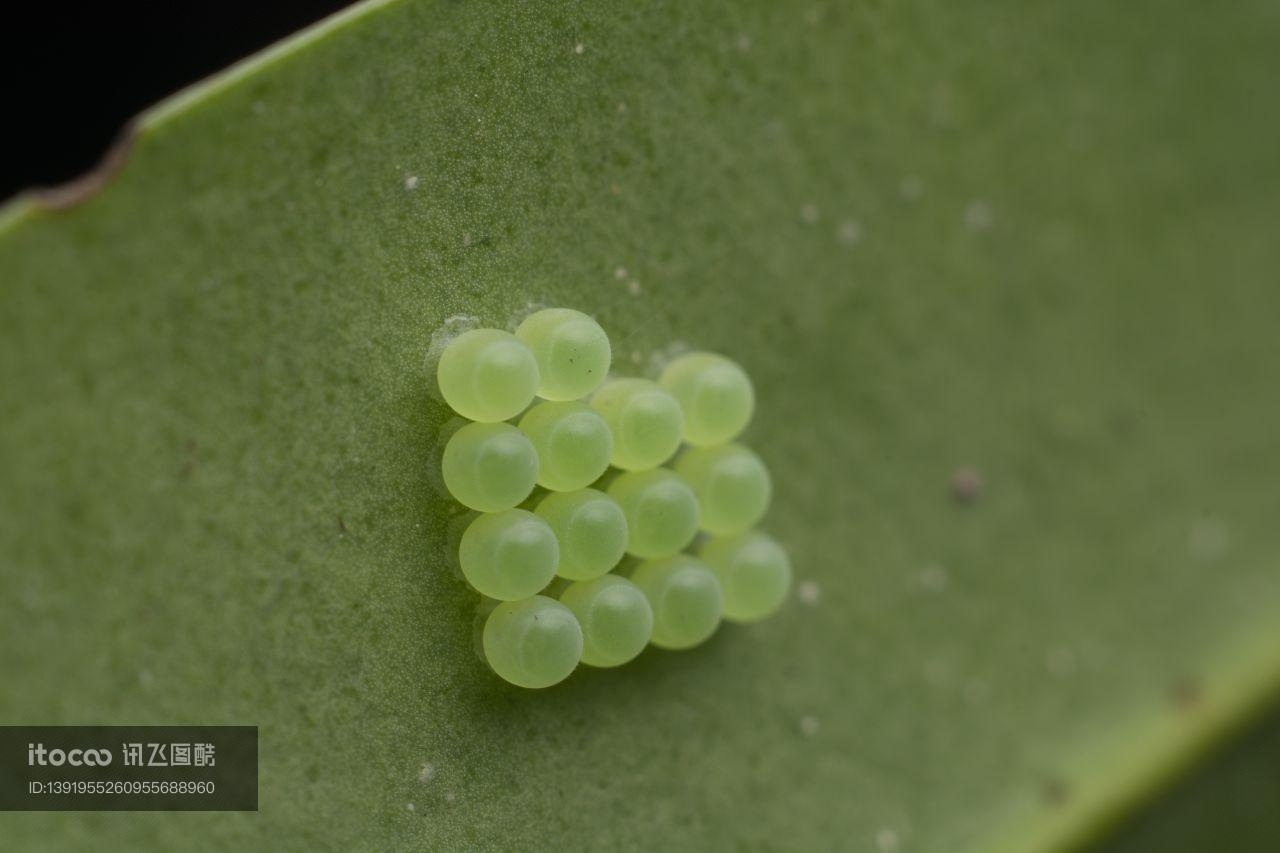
[2,1,1280,850]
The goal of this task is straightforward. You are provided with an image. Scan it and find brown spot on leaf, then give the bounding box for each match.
[1041,777,1070,807]
[1170,677,1204,711]
[951,466,984,504]
[30,121,138,211]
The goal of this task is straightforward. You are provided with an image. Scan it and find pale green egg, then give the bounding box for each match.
[699,531,792,623]
[518,401,613,492]
[515,308,611,401]
[441,422,539,512]
[437,328,540,422]
[535,488,628,581]
[483,596,583,688]
[675,443,772,535]
[606,469,700,559]
[559,575,653,667]
[630,555,723,650]
[659,352,754,446]
[590,378,684,470]
[459,509,560,600]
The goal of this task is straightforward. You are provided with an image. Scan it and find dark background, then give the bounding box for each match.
[3,2,353,201]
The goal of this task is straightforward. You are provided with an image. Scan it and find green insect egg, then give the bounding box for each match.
[442,422,539,512]
[459,509,560,600]
[483,595,583,688]
[559,575,654,667]
[606,469,700,559]
[534,488,629,581]
[630,555,724,650]
[699,531,793,623]
[659,352,755,447]
[515,308,612,401]
[674,443,772,535]
[437,328,540,422]
[590,378,684,471]
[518,401,613,492]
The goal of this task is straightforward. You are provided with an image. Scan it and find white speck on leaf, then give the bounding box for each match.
[404,175,419,191]
[837,219,862,246]
[1045,646,1078,677]
[406,802,415,811]
[737,34,752,51]
[876,828,900,851]
[799,715,820,737]
[800,203,820,223]
[918,564,948,592]
[1189,517,1229,560]
[614,266,627,280]
[574,43,585,55]
[965,199,993,231]
[627,279,642,296]
[899,175,924,201]
[418,763,435,784]
[798,580,821,606]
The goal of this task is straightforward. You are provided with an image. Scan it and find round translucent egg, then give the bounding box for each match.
[459,509,560,600]
[515,308,611,401]
[674,443,772,535]
[559,575,654,667]
[441,422,539,512]
[590,378,684,471]
[483,596,583,688]
[606,469,700,559]
[659,352,754,446]
[699,531,792,622]
[437,329,539,422]
[534,488,628,581]
[630,555,724,650]
[518,401,613,492]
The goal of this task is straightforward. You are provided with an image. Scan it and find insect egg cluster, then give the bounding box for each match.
[435,307,792,689]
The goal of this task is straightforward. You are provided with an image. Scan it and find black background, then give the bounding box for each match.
[3,2,353,200]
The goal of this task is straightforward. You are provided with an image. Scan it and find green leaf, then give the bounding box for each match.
[1098,705,1280,853]
[3,0,1280,849]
